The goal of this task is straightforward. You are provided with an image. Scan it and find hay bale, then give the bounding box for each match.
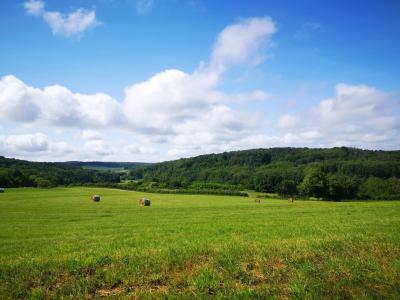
[92,195,100,202]
[0,188,4,193]
[139,198,150,206]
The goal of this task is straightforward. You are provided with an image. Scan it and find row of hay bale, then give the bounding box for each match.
[91,195,151,206]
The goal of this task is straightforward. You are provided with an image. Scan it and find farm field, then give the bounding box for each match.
[0,188,399,299]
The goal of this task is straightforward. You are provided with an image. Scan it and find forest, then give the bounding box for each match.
[129,147,400,200]
[1,147,400,200]
[0,156,122,188]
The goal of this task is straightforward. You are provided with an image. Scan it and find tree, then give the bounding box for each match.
[326,174,359,201]
[358,177,400,200]
[34,177,52,188]
[299,168,328,200]
[277,180,298,197]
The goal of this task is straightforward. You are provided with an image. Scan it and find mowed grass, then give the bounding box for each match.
[0,188,399,299]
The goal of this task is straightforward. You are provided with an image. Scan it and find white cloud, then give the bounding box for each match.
[0,75,41,122]
[49,141,73,155]
[1,17,277,137]
[232,90,271,102]
[24,0,44,15]
[0,133,48,154]
[210,17,276,73]
[279,83,400,149]
[317,83,388,123]
[123,69,224,133]
[123,16,276,134]
[23,0,99,38]
[0,75,123,128]
[43,9,98,37]
[4,15,398,161]
[278,114,298,128]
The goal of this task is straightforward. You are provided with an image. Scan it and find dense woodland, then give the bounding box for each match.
[0,157,122,188]
[63,161,148,169]
[1,147,400,200]
[129,147,400,200]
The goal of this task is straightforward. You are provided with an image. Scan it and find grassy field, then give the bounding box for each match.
[0,188,399,299]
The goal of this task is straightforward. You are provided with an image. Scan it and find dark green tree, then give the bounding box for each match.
[277,180,298,197]
[326,174,359,201]
[299,168,328,200]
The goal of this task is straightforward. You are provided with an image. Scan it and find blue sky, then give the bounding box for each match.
[0,0,399,161]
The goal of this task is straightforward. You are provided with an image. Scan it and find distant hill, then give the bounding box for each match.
[62,161,150,171]
[131,147,400,179]
[1,147,400,200]
[129,147,400,200]
[0,156,124,188]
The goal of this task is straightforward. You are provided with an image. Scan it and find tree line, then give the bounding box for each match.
[0,157,121,188]
[1,147,400,200]
[128,147,400,201]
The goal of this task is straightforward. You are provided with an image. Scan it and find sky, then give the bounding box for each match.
[0,0,399,162]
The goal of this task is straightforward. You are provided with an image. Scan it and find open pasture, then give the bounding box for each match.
[0,188,399,299]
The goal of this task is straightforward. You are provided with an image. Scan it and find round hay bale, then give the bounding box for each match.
[139,198,150,206]
[0,188,4,193]
[92,195,100,202]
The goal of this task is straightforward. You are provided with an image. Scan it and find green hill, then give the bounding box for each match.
[129,147,400,200]
[62,161,149,170]
[0,156,122,188]
[2,147,400,200]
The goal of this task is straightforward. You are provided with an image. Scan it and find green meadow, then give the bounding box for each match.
[0,188,399,299]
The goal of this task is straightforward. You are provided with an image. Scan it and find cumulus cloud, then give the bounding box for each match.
[23,0,44,15]
[123,16,276,133]
[43,9,98,37]
[0,75,41,122]
[0,133,48,154]
[123,69,225,132]
[172,105,250,145]
[165,83,399,157]
[1,16,275,137]
[278,115,298,128]
[232,90,271,102]
[5,15,399,161]
[0,75,123,128]
[210,17,276,73]
[23,0,99,38]
[279,83,400,149]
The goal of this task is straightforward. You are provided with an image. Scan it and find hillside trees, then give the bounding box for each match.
[299,168,328,200]
[358,177,400,200]
[2,147,400,200]
[0,157,122,188]
[127,147,400,200]
[277,180,298,197]
[327,174,359,200]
